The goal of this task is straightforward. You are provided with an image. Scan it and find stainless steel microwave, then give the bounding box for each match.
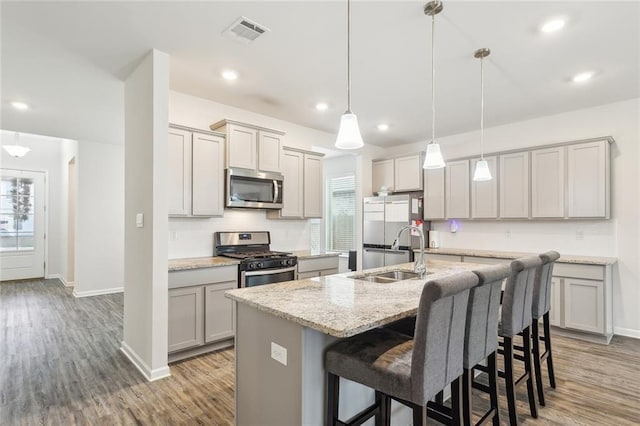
[226,168,284,209]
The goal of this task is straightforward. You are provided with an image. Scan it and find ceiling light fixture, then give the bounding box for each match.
[572,71,594,83]
[423,1,445,169]
[473,48,492,182]
[11,101,29,110]
[2,132,31,158]
[222,70,239,81]
[377,123,389,131]
[315,102,329,111]
[335,0,364,150]
[541,18,566,34]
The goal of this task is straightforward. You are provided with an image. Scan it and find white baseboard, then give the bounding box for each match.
[120,341,171,382]
[47,274,73,287]
[614,327,640,339]
[73,286,124,298]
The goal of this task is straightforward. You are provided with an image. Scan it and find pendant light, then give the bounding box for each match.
[335,0,364,150]
[473,48,492,181]
[2,132,31,158]
[423,1,445,169]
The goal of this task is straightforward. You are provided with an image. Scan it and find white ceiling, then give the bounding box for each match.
[2,1,639,147]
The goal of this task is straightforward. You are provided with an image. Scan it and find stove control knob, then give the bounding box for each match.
[258,262,264,269]
[281,259,287,266]
[287,259,295,266]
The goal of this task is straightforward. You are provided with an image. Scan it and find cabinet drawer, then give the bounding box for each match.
[553,263,604,280]
[463,256,510,265]
[297,256,339,273]
[169,265,238,289]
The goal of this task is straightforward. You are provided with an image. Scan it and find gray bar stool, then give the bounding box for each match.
[464,263,511,426]
[531,250,560,405]
[325,272,479,426]
[499,255,542,425]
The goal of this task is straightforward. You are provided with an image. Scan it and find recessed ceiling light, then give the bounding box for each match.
[572,71,594,83]
[541,18,566,34]
[377,123,389,131]
[221,70,239,81]
[11,101,29,110]
[315,102,329,111]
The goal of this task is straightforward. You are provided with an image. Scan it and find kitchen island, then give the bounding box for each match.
[226,259,487,426]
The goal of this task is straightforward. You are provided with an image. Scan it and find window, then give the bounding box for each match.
[326,175,356,253]
[0,176,35,252]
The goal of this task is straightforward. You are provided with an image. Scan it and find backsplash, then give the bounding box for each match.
[168,209,311,259]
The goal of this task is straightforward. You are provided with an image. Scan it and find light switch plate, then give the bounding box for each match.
[271,342,287,366]
[136,213,144,228]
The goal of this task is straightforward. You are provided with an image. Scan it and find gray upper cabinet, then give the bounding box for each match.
[423,167,445,220]
[567,140,609,218]
[372,153,423,194]
[168,125,225,217]
[499,151,530,218]
[267,147,324,219]
[531,146,565,218]
[471,156,498,219]
[210,119,285,173]
[446,159,470,219]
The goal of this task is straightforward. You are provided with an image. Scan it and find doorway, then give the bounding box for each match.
[0,169,46,281]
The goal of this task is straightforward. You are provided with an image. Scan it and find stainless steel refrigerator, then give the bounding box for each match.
[363,193,424,269]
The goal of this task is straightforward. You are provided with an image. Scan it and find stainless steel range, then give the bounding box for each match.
[214,231,297,288]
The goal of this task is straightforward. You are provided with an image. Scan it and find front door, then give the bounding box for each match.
[0,169,46,281]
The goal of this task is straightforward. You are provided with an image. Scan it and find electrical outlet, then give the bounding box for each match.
[169,231,177,242]
[271,342,287,366]
[505,230,511,239]
[576,230,584,240]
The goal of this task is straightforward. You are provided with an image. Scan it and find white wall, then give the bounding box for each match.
[0,131,77,283]
[385,98,640,336]
[122,50,170,381]
[73,141,124,296]
[168,91,336,258]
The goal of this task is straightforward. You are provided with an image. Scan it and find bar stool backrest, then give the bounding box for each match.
[501,256,542,337]
[532,251,561,320]
[466,263,511,368]
[410,271,479,404]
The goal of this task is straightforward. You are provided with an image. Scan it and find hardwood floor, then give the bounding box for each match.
[1,278,639,425]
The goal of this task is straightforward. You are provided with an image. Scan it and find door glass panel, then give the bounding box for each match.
[0,178,35,252]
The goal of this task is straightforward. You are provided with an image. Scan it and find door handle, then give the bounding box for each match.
[273,180,279,203]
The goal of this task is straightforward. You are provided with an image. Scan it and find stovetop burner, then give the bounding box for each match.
[214,231,298,272]
[221,250,292,260]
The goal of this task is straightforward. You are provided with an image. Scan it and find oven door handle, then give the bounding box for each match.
[273,180,279,203]
[244,266,297,277]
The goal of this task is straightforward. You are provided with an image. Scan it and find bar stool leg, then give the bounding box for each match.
[503,337,519,426]
[451,377,463,426]
[543,312,557,389]
[522,327,538,418]
[487,351,500,426]
[412,405,425,426]
[462,368,472,426]
[531,320,546,406]
[326,372,339,426]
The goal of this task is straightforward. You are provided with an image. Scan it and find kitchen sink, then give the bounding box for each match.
[349,269,429,283]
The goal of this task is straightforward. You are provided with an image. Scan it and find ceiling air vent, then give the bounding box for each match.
[222,17,270,44]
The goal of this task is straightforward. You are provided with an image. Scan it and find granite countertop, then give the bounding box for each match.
[290,250,340,260]
[417,248,617,266]
[226,260,485,338]
[168,256,240,272]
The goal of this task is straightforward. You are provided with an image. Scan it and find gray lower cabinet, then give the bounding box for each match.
[297,256,339,279]
[204,281,236,343]
[168,286,204,352]
[168,265,237,360]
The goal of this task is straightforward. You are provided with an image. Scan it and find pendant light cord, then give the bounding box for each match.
[480,55,484,159]
[431,12,436,144]
[347,0,352,114]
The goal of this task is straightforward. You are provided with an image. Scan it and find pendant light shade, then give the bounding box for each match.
[335,0,364,150]
[473,159,492,181]
[473,47,492,181]
[423,1,445,169]
[336,113,364,149]
[2,133,31,157]
[424,142,445,169]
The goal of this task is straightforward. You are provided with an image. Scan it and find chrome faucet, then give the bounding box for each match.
[391,225,426,277]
